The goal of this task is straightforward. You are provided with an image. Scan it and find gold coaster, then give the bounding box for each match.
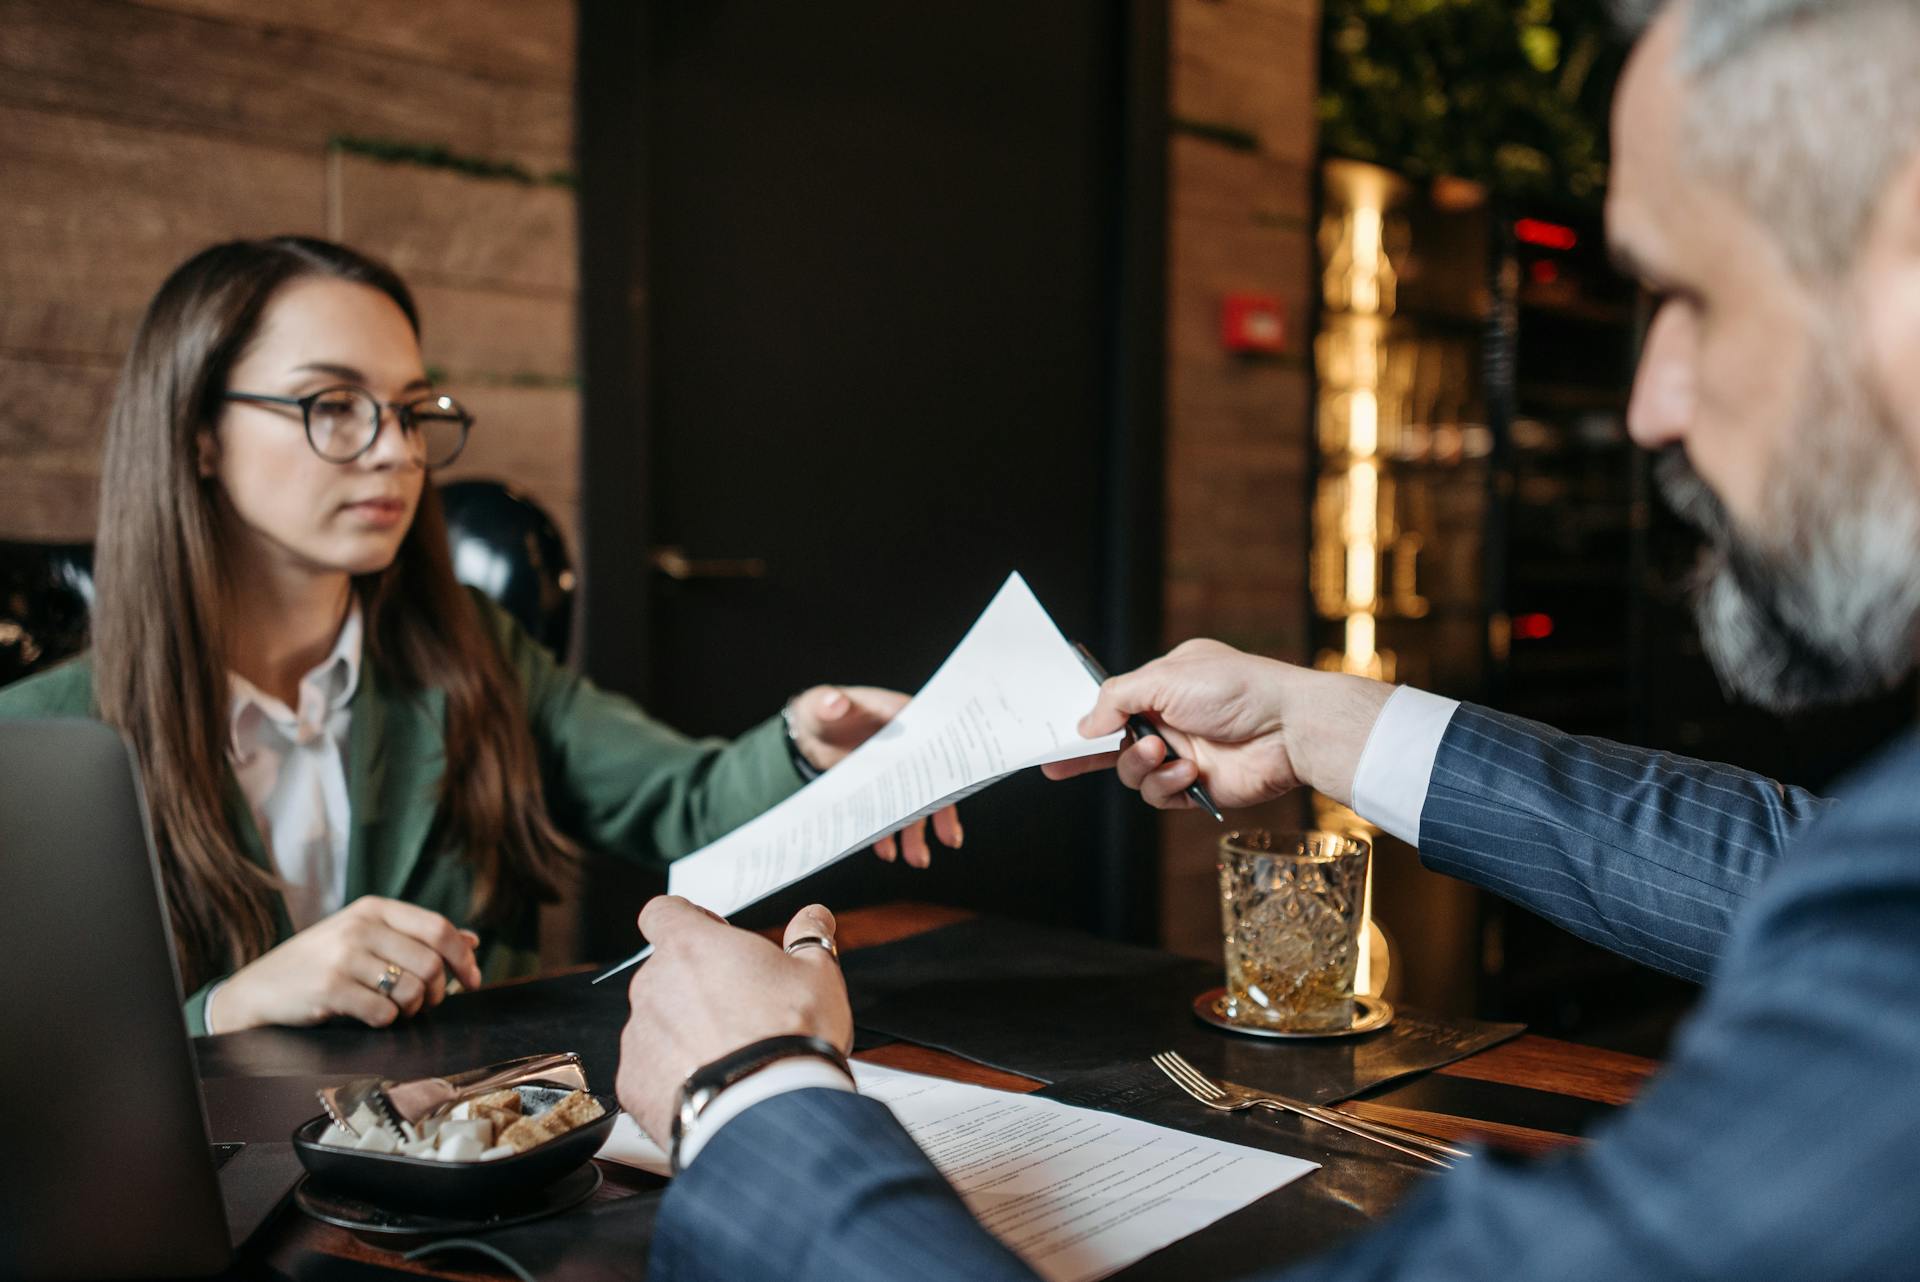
[1192,988,1394,1040]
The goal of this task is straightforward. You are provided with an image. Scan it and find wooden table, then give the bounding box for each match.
[249,903,1658,1279]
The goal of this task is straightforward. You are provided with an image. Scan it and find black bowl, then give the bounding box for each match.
[292,1086,619,1214]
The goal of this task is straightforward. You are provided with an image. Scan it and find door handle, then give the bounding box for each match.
[649,546,769,581]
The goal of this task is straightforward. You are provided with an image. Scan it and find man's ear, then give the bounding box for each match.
[195,427,218,478]
[1858,147,1920,475]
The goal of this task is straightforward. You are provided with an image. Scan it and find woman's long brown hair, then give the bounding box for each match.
[92,236,574,989]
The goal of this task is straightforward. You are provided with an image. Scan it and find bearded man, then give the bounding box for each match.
[614,2,1920,1277]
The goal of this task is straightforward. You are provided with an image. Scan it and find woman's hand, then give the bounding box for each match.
[785,685,964,868]
[207,896,485,1032]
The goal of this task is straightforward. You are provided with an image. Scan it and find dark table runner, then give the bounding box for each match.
[845,916,1524,1105]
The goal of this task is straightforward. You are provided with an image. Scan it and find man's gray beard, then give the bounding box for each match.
[1653,335,1920,713]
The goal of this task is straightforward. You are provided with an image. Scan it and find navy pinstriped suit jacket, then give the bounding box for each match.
[652,705,1920,1281]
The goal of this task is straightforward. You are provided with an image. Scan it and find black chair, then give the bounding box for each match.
[437,480,576,658]
[0,480,575,685]
[0,542,94,686]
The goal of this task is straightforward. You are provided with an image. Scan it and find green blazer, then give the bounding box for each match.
[0,591,804,1034]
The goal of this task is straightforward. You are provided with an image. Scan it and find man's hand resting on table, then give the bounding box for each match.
[1041,639,1395,811]
[616,896,854,1147]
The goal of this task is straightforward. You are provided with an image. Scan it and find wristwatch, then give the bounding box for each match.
[781,700,826,781]
[669,1034,850,1173]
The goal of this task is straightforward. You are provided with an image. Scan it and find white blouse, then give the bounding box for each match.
[226,604,362,933]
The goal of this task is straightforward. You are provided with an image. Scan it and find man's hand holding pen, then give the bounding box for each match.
[1071,644,1225,821]
[1043,639,1395,812]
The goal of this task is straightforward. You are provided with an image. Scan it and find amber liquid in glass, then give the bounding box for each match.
[1219,835,1368,1031]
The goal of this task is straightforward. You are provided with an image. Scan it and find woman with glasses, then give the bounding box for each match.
[0,236,957,1034]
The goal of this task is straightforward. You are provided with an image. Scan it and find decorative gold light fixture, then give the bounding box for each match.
[1314,167,1398,681]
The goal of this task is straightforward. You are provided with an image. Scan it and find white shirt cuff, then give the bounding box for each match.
[202,978,229,1035]
[676,1058,856,1170]
[1349,686,1461,847]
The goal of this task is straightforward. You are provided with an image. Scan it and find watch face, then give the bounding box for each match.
[669,1087,708,1174]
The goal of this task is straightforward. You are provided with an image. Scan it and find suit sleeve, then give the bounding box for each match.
[1418,704,1832,982]
[1285,733,1920,1281]
[652,739,1920,1282]
[651,1088,1038,1282]
[475,591,805,866]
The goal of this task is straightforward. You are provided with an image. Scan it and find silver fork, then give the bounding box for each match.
[1156,1051,1469,1162]
[1152,1051,1462,1169]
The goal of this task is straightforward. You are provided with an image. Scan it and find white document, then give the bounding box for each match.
[598,1062,1316,1282]
[595,572,1122,980]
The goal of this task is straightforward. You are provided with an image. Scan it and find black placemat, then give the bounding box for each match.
[1038,1060,1447,1277]
[846,917,1524,1105]
[1357,1073,1615,1139]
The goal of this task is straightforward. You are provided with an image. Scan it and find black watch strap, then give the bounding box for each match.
[669,1034,850,1173]
[781,702,825,781]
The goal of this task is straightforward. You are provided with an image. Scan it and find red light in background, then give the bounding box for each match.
[1529,260,1561,285]
[1219,292,1287,356]
[1513,612,1555,640]
[1515,218,1578,251]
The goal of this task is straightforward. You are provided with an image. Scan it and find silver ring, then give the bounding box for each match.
[376,963,403,997]
[785,934,839,962]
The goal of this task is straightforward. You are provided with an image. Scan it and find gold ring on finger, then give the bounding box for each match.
[376,963,403,997]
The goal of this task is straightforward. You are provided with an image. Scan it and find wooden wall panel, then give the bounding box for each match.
[0,0,570,172]
[127,0,576,85]
[435,386,581,545]
[0,358,115,460]
[0,358,116,540]
[1169,365,1314,445]
[0,468,101,543]
[0,105,326,362]
[0,2,579,548]
[333,154,577,295]
[1172,134,1312,232]
[412,286,576,384]
[1173,0,1320,165]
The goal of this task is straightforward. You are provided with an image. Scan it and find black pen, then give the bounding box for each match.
[1072,643,1226,823]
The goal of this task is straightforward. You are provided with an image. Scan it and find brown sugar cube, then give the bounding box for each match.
[450,1088,523,1141]
[494,1114,550,1154]
[495,1091,606,1153]
[468,1089,524,1116]
[548,1090,605,1130]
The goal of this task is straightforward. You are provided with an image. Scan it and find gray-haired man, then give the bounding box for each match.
[617,3,1920,1277]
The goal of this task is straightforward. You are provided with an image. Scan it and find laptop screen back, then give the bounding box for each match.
[0,718,232,1278]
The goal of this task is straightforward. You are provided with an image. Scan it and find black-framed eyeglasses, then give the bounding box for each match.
[222,385,474,469]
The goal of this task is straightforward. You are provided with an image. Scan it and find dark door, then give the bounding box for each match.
[578,1,1165,954]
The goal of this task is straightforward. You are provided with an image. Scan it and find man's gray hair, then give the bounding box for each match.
[1621,0,1920,275]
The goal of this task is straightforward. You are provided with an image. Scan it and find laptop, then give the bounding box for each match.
[0,718,303,1279]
